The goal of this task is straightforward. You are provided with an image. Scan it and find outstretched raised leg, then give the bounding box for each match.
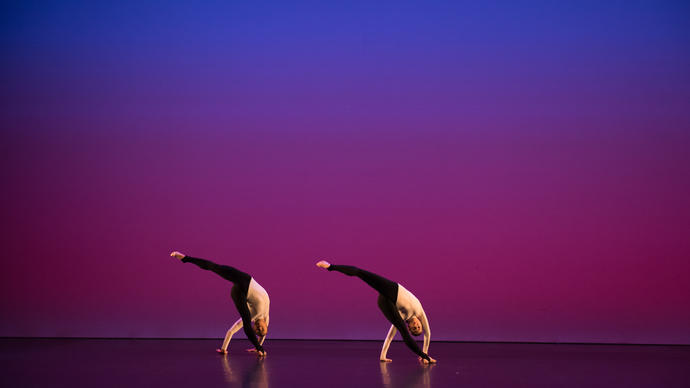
[171,251,265,356]
[172,252,252,289]
[316,260,430,362]
[318,261,398,301]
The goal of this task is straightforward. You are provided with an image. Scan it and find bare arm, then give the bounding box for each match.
[419,310,431,354]
[379,325,397,362]
[261,315,269,346]
[246,315,269,351]
[238,304,264,352]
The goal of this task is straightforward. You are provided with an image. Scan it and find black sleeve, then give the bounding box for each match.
[378,296,429,361]
[397,323,429,361]
[231,290,264,352]
[182,256,251,285]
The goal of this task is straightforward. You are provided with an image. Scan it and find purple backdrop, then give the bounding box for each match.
[2,1,689,343]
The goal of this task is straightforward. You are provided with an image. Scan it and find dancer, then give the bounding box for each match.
[171,251,269,357]
[316,260,435,363]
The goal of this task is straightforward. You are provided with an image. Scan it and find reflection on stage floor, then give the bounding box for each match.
[1,339,688,387]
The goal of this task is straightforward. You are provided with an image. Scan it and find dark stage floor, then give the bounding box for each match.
[1,339,688,387]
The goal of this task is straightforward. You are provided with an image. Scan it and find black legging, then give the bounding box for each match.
[327,265,430,361]
[182,256,264,352]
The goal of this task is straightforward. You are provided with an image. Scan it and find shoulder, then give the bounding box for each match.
[397,283,419,300]
[249,279,269,297]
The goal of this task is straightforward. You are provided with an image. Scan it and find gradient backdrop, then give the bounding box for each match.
[2,1,689,344]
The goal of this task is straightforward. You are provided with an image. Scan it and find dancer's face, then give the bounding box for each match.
[254,319,268,336]
[408,317,422,336]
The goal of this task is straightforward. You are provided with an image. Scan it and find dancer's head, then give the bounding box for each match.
[254,318,268,336]
[407,317,423,336]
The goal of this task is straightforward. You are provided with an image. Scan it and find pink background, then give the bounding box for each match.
[2,1,689,343]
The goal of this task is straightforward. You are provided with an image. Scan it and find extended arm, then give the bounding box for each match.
[377,296,430,362]
[397,320,428,361]
[259,315,268,346]
[245,334,266,352]
[419,311,431,354]
[379,325,397,362]
[231,291,264,353]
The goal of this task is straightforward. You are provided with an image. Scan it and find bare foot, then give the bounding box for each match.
[316,260,331,269]
[170,251,185,260]
[380,358,392,363]
[216,348,227,354]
